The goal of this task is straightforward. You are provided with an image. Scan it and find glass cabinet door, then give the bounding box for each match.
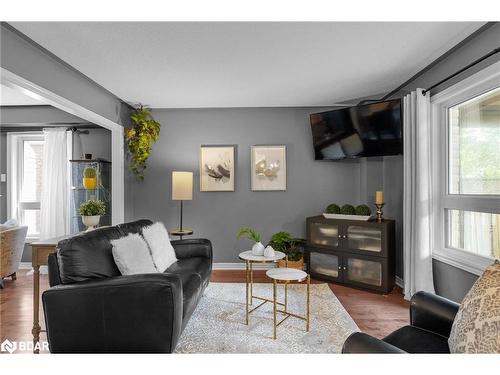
[309,251,341,279]
[309,222,340,248]
[347,225,382,253]
[345,257,382,287]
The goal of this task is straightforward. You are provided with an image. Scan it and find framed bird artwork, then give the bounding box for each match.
[200,145,236,192]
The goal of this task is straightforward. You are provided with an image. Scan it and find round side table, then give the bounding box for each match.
[170,229,194,240]
[266,267,310,339]
[238,250,286,325]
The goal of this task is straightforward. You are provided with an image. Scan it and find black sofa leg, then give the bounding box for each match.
[0,278,4,289]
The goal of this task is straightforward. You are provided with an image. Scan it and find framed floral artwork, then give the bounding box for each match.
[251,145,286,191]
[200,145,235,192]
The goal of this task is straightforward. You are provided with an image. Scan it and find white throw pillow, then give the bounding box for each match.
[0,219,18,231]
[111,233,158,275]
[142,222,178,272]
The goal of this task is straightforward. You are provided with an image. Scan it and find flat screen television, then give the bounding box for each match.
[310,99,402,160]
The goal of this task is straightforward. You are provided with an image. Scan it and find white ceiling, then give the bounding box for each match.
[11,22,484,108]
[1,84,49,106]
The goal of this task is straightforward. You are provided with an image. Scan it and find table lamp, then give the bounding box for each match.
[172,171,193,239]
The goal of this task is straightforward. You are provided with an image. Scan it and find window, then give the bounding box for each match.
[7,133,45,239]
[431,62,500,275]
[448,87,500,195]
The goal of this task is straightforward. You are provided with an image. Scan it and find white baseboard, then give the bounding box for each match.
[213,262,275,270]
[395,276,403,288]
[19,262,32,270]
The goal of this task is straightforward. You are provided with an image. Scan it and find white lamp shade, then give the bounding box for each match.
[172,171,193,200]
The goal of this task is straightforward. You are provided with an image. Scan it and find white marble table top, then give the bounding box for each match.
[238,250,286,262]
[266,267,308,282]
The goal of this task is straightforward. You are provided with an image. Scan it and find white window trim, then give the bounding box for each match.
[7,132,45,241]
[430,60,500,276]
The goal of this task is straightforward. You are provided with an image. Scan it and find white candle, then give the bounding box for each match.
[375,191,384,204]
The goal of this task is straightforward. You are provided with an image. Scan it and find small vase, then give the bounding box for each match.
[251,241,265,256]
[82,215,100,231]
[264,245,275,258]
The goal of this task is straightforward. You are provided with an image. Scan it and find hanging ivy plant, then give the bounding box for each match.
[125,105,161,181]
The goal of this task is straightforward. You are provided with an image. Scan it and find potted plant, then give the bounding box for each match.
[268,231,305,269]
[125,105,161,181]
[236,227,264,256]
[82,167,97,190]
[79,200,106,231]
[323,203,372,221]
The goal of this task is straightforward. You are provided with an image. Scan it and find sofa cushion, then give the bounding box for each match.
[448,261,500,353]
[117,219,153,235]
[166,257,211,285]
[57,220,153,284]
[165,264,203,323]
[383,325,450,353]
[57,226,123,283]
[142,222,177,272]
[111,233,158,275]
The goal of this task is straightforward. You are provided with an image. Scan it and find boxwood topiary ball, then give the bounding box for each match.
[355,204,371,216]
[326,203,340,214]
[340,204,355,215]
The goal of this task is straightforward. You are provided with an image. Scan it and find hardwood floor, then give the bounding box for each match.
[0,269,409,346]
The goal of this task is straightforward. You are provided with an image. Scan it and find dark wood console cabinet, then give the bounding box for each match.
[305,216,395,293]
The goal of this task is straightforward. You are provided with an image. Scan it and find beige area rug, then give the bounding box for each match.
[175,282,359,353]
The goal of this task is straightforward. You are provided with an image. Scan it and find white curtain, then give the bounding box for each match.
[40,128,69,239]
[403,88,435,300]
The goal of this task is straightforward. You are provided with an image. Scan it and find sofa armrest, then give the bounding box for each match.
[47,252,62,287]
[410,291,460,338]
[342,332,406,353]
[171,239,213,260]
[42,273,183,353]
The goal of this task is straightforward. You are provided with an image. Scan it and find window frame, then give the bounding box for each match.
[430,60,500,275]
[7,132,45,241]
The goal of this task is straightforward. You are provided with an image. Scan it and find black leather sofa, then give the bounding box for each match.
[43,219,212,353]
[342,291,460,353]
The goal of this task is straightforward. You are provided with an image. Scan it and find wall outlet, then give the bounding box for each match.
[0,174,6,182]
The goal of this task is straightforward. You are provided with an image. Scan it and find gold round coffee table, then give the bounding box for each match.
[266,267,310,339]
[238,250,286,325]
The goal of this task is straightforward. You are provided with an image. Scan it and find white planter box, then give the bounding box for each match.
[322,213,372,221]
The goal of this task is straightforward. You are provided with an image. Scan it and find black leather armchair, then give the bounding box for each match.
[342,291,460,354]
[42,220,213,353]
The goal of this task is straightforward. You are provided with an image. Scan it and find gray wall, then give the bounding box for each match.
[433,260,478,303]
[72,128,111,161]
[1,22,131,263]
[131,107,361,263]
[0,105,85,125]
[357,22,500,297]
[1,24,130,126]
[1,105,111,262]
[400,23,500,96]
[398,22,500,299]
[358,157,404,278]
[0,133,7,223]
